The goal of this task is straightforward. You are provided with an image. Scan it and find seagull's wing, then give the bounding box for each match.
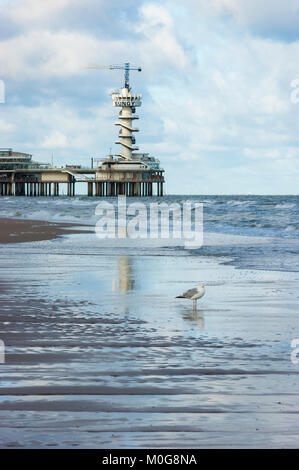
[181,288,198,299]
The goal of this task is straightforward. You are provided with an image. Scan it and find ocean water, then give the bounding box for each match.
[0,194,298,272]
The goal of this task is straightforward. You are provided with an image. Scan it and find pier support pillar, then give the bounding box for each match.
[88,182,93,197]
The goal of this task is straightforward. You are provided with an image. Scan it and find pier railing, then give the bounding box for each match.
[0,168,164,197]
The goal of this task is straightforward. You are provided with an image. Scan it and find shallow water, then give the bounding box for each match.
[0,195,299,448]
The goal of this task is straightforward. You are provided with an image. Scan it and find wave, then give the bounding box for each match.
[274,203,296,209]
[226,200,253,206]
[285,225,299,232]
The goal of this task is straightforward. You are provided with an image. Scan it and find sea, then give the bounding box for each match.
[0,194,298,272]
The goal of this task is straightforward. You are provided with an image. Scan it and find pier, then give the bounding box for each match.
[0,63,165,196]
[0,162,164,197]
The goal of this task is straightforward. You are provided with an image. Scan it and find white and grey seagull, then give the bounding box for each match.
[176,284,205,309]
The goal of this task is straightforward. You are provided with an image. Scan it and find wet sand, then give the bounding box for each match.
[0,217,92,244]
[0,227,299,448]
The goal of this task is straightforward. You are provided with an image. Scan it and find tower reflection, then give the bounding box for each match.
[112,256,134,293]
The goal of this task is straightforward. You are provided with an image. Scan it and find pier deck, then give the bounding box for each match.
[0,167,164,197]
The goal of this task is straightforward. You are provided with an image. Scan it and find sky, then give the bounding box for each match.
[0,0,299,194]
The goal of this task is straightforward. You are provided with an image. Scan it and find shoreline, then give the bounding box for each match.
[0,217,93,244]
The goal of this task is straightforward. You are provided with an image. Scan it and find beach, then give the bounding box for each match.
[0,217,93,244]
[0,195,298,448]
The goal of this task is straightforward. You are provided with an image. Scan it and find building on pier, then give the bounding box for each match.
[0,148,50,170]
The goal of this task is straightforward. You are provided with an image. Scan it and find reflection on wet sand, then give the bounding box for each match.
[182,308,205,330]
[1,237,299,448]
[112,256,134,293]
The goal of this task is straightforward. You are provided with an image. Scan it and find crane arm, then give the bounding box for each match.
[86,65,141,71]
[85,66,115,70]
[86,63,142,88]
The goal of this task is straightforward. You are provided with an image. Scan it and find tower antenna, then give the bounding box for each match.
[86,62,141,89]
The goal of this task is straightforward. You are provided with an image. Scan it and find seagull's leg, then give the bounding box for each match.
[193,299,196,311]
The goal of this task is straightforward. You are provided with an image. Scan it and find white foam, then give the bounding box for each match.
[275,203,296,209]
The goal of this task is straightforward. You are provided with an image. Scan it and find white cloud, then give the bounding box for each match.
[134,4,190,71]
[0,118,14,132]
[0,100,116,165]
[244,147,299,160]
[216,0,299,30]
[187,0,299,38]
[6,0,75,24]
[0,29,130,80]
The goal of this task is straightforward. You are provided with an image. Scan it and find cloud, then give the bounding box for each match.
[42,131,68,149]
[0,118,14,133]
[134,4,190,72]
[187,0,299,40]
[0,29,131,80]
[6,0,75,24]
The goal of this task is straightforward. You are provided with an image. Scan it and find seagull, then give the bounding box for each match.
[176,284,205,309]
